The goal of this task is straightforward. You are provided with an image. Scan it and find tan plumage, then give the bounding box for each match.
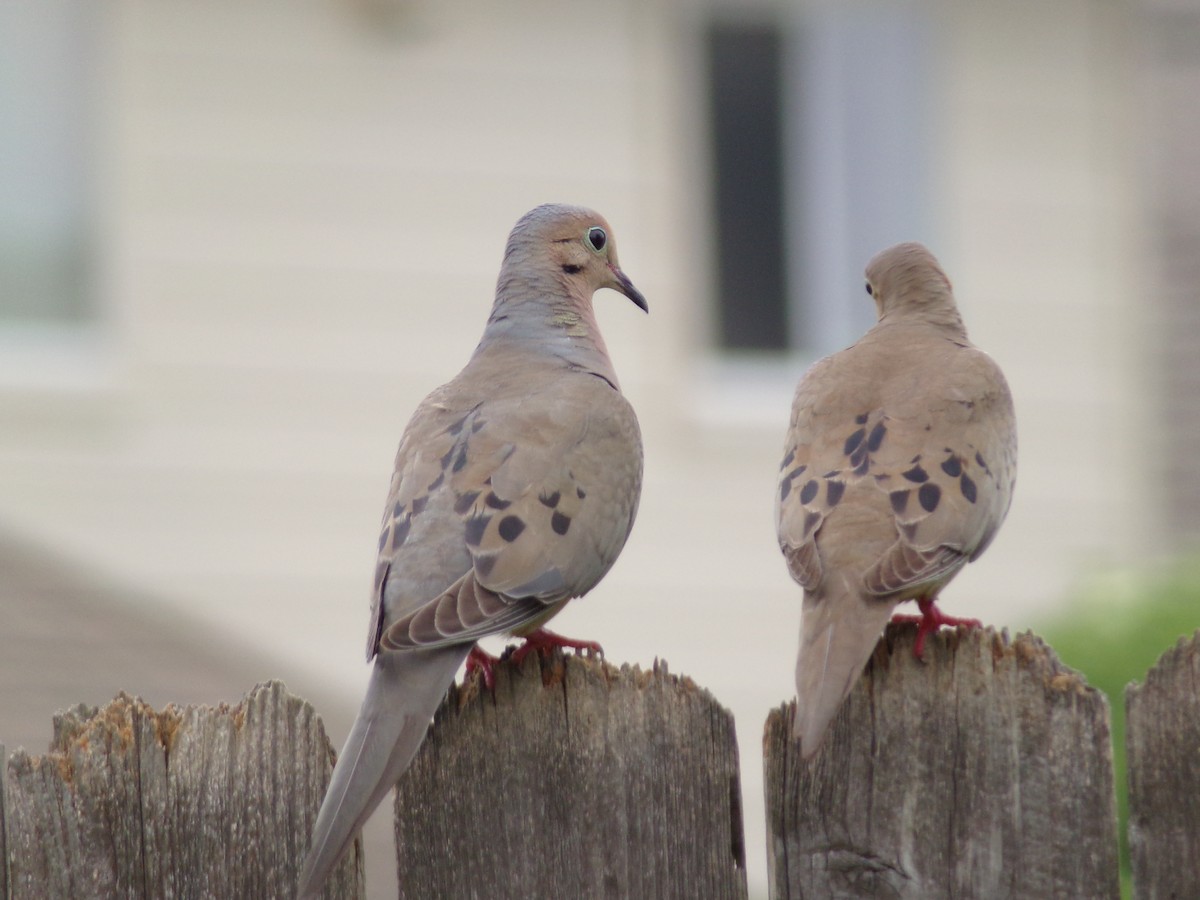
[776,243,1016,759]
[298,204,646,897]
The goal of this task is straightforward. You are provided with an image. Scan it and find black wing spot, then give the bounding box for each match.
[427,472,444,492]
[485,492,512,510]
[780,479,791,503]
[551,511,571,535]
[576,486,587,499]
[826,480,845,507]
[855,412,870,425]
[890,490,909,515]
[498,515,526,542]
[411,496,429,516]
[780,449,796,471]
[941,456,962,478]
[539,491,562,508]
[378,527,390,552]
[918,482,942,513]
[903,465,930,484]
[464,515,490,546]
[960,474,978,504]
[843,428,866,457]
[803,510,822,538]
[452,446,468,473]
[799,479,820,505]
[867,421,887,452]
[475,555,497,578]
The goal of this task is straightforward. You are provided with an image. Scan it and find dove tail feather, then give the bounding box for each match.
[792,585,894,760]
[297,645,470,899]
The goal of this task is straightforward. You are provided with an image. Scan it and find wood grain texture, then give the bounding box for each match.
[1126,629,1200,900]
[2,681,362,900]
[393,652,748,899]
[764,624,1119,899]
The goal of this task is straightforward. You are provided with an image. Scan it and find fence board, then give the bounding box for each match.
[1126,629,1200,900]
[1,681,361,900]
[764,625,1120,899]
[393,652,748,899]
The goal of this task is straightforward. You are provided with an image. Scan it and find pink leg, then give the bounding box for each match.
[891,597,982,659]
[509,628,604,667]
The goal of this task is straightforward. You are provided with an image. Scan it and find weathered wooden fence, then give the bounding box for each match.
[393,654,747,899]
[1125,632,1200,900]
[0,681,363,900]
[2,630,1198,899]
[764,627,1120,898]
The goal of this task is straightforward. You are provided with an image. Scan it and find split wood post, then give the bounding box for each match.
[763,624,1120,899]
[0,681,361,900]
[1126,629,1200,900]
[393,652,748,899]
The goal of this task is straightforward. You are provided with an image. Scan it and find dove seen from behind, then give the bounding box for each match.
[776,242,1016,760]
[297,204,646,898]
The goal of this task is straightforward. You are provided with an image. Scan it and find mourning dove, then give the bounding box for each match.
[776,242,1016,759]
[297,204,646,897]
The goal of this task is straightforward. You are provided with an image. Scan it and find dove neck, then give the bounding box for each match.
[476,282,620,386]
[878,304,967,338]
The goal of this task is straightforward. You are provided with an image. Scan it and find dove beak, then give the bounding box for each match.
[608,263,649,313]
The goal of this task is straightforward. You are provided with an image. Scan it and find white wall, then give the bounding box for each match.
[0,1,1149,896]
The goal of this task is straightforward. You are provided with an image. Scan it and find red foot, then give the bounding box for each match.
[890,597,982,659]
[466,644,500,691]
[509,628,603,667]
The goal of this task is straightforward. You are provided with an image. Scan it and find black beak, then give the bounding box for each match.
[609,264,649,313]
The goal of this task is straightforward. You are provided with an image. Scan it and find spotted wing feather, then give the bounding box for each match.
[376,373,642,653]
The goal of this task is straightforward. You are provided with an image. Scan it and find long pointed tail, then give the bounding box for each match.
[297,646,470,899]
[792,585,893,759]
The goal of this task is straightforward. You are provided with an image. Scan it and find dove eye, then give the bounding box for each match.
[865,282,874,296]
[587,227,607,253]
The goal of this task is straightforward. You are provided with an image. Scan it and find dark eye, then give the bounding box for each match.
[865,282,873,296]
[587,227,607,252]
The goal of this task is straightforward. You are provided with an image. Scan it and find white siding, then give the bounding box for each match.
[0,1,1155,896]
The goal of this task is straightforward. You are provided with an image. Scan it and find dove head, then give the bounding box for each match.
[481,204,646,377]
[864,242,965,334]
[496,203,647,312]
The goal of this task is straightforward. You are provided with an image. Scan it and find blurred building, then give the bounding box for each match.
[1,0,1194,896]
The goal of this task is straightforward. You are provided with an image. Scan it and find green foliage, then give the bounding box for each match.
[1039,561,1200,899]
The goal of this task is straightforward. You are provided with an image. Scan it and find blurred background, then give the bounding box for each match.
[1,0,1197,896]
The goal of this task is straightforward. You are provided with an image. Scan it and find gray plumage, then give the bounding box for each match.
[297,204,646,897]
[776,242,1017,759]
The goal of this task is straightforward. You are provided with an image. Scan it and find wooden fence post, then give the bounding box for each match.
[392,652,748,899]
[763,625,1120,899]
[0,681,362,900]
[1126,629,1200,899]
[1,742,8,900]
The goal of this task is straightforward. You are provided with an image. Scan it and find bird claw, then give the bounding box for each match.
[467,629,603,690]
[509,628,603,667]
[466,645,500,692]
[891,597,982,660]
